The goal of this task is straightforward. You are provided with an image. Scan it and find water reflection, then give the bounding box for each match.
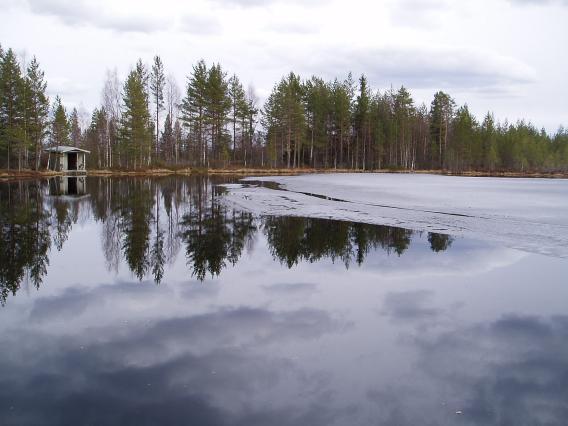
[0,181,50,303]
[0,176,452,303]
[0,177,566,426]
[49,176,88,196]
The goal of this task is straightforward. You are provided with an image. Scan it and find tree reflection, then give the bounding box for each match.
[0,176,455,303]
[119,179,153,280]
[51,197,73,251]
[264,217,416,268]
[150,185,165,284]
[180,181,257,280]
[428,232,454,252]
[0,181,51,305]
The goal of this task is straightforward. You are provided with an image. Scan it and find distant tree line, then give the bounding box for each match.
[1,43,567,172]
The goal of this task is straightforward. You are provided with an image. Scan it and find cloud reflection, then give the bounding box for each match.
[0,300,351,425]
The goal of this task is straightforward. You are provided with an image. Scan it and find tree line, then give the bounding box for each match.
[1,43,567,172]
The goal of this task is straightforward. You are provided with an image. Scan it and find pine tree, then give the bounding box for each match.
[283,73,305,168]
[394,86,414,169]
[205,63,230,164]
[430,91,455,169]
[331,78,351,168]
[25,57,49,170]
[150,56,165,159]
[304,77,331,168]
[243,86,258,167]
[134,59,152,165]
[228,74,246,161]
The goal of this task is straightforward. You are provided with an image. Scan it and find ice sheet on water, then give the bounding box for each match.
[221,173,568,258]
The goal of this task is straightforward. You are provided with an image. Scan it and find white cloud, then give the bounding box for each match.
[26,0,171,32]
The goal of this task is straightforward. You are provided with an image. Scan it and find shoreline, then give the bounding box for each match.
[1,168,567,180]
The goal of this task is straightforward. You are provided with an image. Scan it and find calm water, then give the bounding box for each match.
[0,176,566,426]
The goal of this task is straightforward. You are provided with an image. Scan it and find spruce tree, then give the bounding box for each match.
[161,112,173,162]
[120,63,152,169]
[451,105,477,172]
[181,60,208,166]
[51,96,70,170]
[354,75,370,169]
[69,108,82,147]
[0,49,24,169]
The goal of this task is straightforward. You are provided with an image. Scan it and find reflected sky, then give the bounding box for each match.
[0,176,566,425]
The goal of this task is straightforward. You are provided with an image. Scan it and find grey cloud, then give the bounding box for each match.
[509,0,568,5]
[411,314,568,425]
[395,0,449,9]
[295,45,536,94]
[46,77,89,100]
[29,280,171,322]
[26,0,170,33]
[210,0,268,6]
[265,21,318,35]
[389,0,455,27]
[0,0,20,8]
[208,0,325,7]
[29,287,91,321]
[263,282,318,295]
[490,313,555,338]
[178,14,223,35]
[381,290,441,321]
[361,313,568,425]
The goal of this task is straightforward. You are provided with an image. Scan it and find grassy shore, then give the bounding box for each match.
[1,167,567,180]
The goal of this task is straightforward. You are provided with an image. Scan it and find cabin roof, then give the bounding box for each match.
[44,146,91,154]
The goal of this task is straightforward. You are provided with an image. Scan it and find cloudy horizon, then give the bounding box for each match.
[1,0,566,132]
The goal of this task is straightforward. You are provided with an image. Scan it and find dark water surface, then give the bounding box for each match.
[0,176,566,426]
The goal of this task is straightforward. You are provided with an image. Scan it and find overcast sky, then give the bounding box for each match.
[1,0,566,131]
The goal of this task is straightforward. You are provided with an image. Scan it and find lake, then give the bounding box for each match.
[0,175,567,426]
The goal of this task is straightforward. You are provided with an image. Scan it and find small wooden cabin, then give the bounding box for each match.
[45,146,90,172]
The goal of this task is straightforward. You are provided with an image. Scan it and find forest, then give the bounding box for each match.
[1,43,567,173]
